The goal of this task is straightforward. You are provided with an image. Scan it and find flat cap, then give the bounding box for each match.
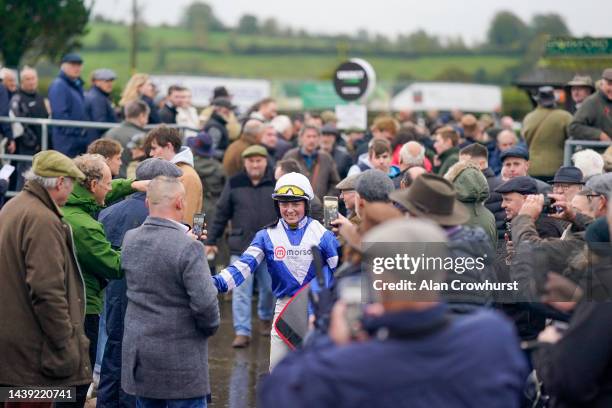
[495,176,537,195]
[602,68,612,81]
[500,146,529,162]
[552,166,584,185]
[61,53,83,64]
[135,158,183,181]
[336,174,360,191]
[32,150,85,181]
[321,124,340,137]
[91,68,117,81]
[356,169,395,203]
[241,144,268,159]
[585,173,612,197]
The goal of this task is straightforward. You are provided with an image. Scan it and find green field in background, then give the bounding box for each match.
[79,22,519,82]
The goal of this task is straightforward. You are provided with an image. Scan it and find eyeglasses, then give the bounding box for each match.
[275,185,306,197]
[553,183,579,191]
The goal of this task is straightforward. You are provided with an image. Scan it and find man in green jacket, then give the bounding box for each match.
[433,126,460,176]
[569,68,612,142]
[62,153,147,371]
[522,86,573,181]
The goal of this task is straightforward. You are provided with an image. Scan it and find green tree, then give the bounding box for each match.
[0,0,89,66]
[434,67,472,82]
[96,31,120,51]
[260,17,279,36]
[180,2,224,32]
[398,30,442,53]
[486,11,527,50]
[529,13,571,37]
[237,14,259,35]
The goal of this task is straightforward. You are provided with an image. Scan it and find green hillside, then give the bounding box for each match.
[80,22,520,84]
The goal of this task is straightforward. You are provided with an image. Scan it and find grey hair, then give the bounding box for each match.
[24,169,73,189]
[399,141,425,166]
[572,149,604,180]
[271,115,292,134]
[147,175,184,206]
[73,154,107,189]
[243,119,265,138]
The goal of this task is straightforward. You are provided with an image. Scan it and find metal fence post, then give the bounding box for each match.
[41,122,48,151]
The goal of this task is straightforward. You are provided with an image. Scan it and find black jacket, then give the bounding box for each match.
[331,145,353,179]
[207,167,277,254]
[204,112,229,159]
[534,298,612,408]
[10,89,49,154]
[159,103,177,124]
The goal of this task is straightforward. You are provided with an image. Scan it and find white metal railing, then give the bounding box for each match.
[0,116,199,197]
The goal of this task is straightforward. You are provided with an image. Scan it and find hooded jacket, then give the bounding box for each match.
[446,162,497,247]
[193,154,226,225]
[171,146,203,224]
[436,146,460,176]
[62,180,134,315]
[0,181,91,386]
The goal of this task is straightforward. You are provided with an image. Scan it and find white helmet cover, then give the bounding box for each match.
[272,172,314,201]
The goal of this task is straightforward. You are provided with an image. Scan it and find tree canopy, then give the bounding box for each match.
[0,0,89,67]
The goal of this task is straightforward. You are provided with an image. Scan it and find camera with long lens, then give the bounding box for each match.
[542,193,562,215]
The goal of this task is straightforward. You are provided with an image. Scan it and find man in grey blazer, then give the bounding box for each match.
[121,175,220,408]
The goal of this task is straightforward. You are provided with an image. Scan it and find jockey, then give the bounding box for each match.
[213,172,339,368]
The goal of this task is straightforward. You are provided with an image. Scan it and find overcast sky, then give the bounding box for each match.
[91,0,611,44]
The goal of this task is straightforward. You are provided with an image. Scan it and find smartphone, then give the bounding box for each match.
[323,196,339,229]
[192,213,206,238]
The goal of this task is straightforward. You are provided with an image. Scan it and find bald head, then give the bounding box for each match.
[146,176,186,221]
[497,130,517,152]
[399,141,425,170]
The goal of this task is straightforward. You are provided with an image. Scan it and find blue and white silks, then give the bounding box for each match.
[213,217,339,298]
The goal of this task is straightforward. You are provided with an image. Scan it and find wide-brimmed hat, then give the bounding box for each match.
[552,166,584,185]
[567,75,595,90]
[389,173,469,227]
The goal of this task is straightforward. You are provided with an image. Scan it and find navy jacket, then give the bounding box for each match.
[85,85,117,141]
[0,179,8,209]
[0,81,12,140]
[259,304,528,408]
[97,192,148,408]
[141,95,160,124]
[48,71,88,157]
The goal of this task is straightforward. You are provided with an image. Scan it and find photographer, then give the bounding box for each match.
[259,218,528,408]
[493,177,566,340]
[531,217,612,408]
